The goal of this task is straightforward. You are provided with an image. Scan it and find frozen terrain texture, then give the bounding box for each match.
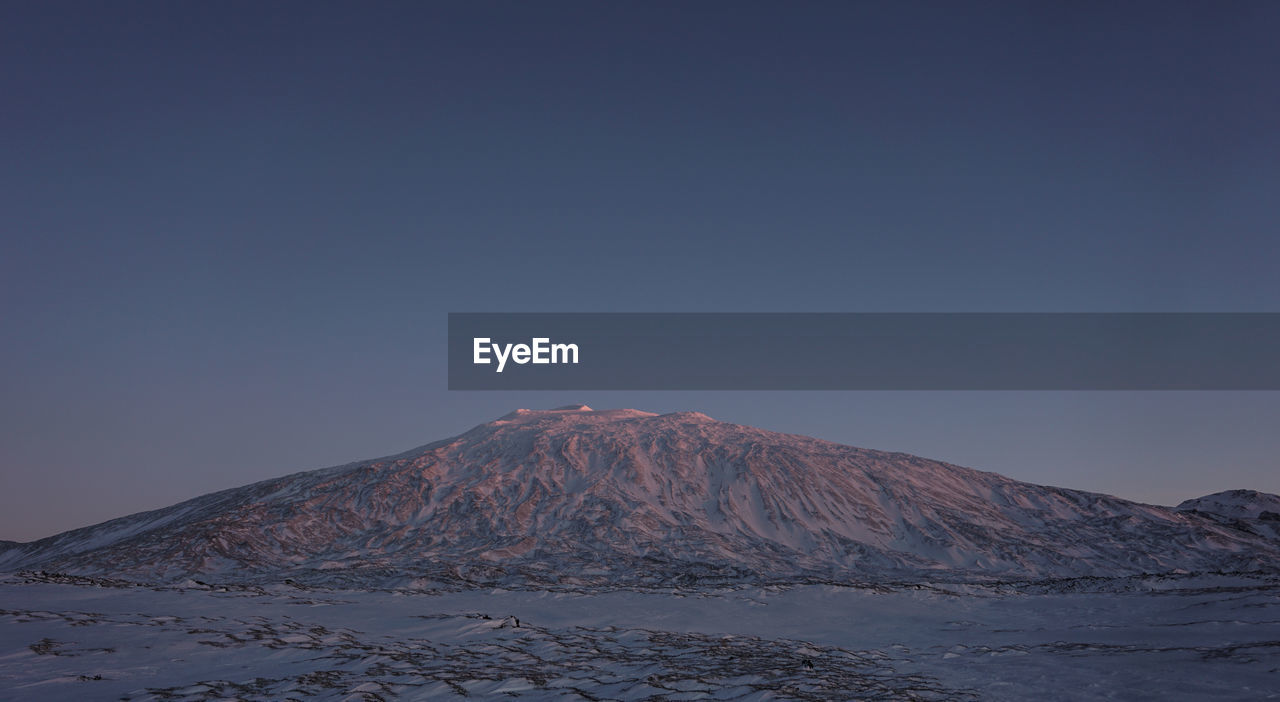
[2,571,1279,701]
[2,406,1277,586]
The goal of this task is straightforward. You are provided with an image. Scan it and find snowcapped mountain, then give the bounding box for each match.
[3,406,1277,587]
[1176,489,1280,543]
[1177,489,1280,520]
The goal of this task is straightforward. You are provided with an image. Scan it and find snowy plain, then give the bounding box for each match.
[3,571,1278,700]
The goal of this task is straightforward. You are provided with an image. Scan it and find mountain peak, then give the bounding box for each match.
[488,408,720,433]
[494,406,659,424]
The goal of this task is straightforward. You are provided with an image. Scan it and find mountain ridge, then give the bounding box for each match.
[4,408,1277,587]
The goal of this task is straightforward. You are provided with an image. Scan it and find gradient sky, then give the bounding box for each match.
[3,1,1279,541]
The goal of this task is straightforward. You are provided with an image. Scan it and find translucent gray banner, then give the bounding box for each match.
[448,313,1280,390]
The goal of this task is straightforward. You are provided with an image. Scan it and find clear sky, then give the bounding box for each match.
[3,1,1278,541]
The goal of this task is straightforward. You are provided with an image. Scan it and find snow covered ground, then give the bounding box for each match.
[4,410,1279,699]
[2,571,1278,700]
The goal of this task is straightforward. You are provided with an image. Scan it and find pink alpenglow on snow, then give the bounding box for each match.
[2,407,1277,588]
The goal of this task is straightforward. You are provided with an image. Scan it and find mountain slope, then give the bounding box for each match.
[4,407,1277,586]
[1178,489,1280,520]
[1176,489,1280,543]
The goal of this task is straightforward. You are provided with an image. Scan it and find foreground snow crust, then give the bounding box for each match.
[2,572,1278,700]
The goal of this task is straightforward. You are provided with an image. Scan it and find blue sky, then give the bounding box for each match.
[3,1,1279,540]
